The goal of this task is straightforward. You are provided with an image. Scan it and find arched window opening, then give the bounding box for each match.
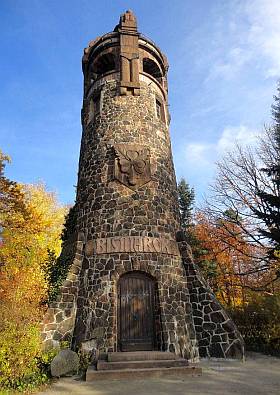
[92,53,116,79]
[143,58,162,82]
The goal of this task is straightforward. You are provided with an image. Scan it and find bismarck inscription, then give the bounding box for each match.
[114,144,151,190]
[85,236,180,256]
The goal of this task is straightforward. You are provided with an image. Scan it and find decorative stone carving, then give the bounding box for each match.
[85,236,180,256]
[117,10,140,96]
[114,144,151,189]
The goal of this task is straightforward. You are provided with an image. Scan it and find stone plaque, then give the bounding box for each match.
[85,236,180,256]
[114,144,151,190]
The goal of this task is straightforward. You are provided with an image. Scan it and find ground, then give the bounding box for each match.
[38,352,280,395]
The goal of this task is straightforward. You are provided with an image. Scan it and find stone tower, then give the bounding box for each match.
[42,11,244,361]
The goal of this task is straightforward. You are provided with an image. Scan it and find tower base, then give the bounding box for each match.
[41,235,244,361]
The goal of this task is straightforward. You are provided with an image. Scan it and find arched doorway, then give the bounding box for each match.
[118,272,155,351]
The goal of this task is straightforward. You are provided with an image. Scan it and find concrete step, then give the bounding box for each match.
[107,351,179,362]
[86,366,202,381]
[97,358,188,371]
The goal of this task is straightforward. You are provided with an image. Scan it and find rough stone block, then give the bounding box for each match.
[51,349,79,377]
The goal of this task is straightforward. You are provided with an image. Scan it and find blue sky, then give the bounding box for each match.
[1,0,280,205]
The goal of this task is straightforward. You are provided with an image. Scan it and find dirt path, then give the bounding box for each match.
[38,352,280,395]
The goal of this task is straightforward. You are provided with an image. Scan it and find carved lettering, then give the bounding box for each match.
[161,238,169,254]
[152,238,161,253]
[124,237,131,252]
[87,236,179,255]
[111,237,121,252]
[143,236,153,252]
[133,236,143,252]
[96,238,106,254]
[107,238,112,253]
[120,237,125,251]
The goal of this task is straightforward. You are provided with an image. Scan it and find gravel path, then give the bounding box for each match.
[37,352,280,395]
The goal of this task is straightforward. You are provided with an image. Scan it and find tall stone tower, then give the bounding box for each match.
[42,11,244,361]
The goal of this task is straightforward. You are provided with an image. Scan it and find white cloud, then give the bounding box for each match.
[217,125,258,153]
[246,0,280,77]
[208,0,280,80]
[209,47,252,80]
[185,125,257,167]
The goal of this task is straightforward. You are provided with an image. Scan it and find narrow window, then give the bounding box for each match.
[156,100,161,119]
[89,99,94,121]
[93,95,100,116]
[88,93,101,123]
[155,98,165,123]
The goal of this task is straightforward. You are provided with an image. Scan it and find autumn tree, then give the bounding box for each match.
[0,151,67,389]
[0,150,27,233]
[204,85,280,283]
[194,212,271,306]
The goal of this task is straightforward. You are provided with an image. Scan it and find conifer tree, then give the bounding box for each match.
[177,178,195,230]
[177,179,219,281]
[254,83,280,258]
[177,178,201,252]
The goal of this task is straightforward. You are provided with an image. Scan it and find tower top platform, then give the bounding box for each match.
[82,11,168,98]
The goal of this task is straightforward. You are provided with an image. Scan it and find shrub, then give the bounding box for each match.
[229,294,280,356]
[0,327,59,392]
[0,323,47,392]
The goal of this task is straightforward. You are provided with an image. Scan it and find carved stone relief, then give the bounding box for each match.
[114,144,151,190]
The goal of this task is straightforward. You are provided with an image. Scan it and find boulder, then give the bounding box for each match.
[51,349,79,377]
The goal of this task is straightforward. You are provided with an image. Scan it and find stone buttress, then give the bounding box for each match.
[41,11,244,360]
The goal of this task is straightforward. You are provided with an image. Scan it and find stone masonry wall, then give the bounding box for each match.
[41,70,244,360]
[179,241,244,359]
[76,80,180,241]
[72,253,199,361]
[41,233,84,350]
[69,80,200,360]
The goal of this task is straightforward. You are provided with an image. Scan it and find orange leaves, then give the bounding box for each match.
[193,212,266,307]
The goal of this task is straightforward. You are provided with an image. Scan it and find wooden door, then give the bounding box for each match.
[118,272,155,351]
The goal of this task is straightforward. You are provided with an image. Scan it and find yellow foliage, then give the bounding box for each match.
[0,154,68,389]
[23,183,68,257]
[1,182,67,268]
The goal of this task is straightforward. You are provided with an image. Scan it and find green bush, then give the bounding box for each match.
[0,321,59,393]
[229,294,280,356]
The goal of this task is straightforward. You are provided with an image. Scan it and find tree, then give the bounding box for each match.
[194,212,271,305]
[177,178,195,230]
[177,178,211,273]
[0,151,67,389]
[253,83,280,258]
[0,150,28,234]
[204,85,280,279]
[45,204,77,302]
